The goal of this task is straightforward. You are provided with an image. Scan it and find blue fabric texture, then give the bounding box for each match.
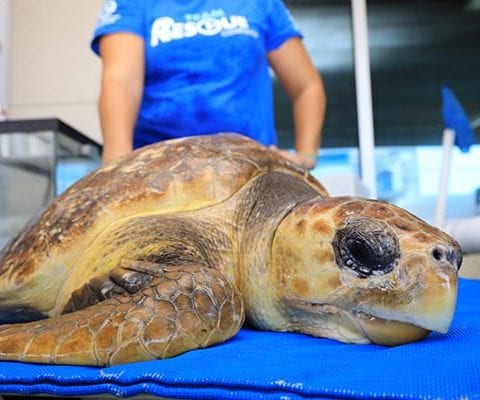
[0,278,479,399]
[91,0,302,148]
[441,84,475,153]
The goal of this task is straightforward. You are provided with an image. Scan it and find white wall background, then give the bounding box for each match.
[7,0,104,143]
[0,0,10,114]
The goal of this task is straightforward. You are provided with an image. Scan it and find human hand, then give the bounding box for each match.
[269,145,317,170]
[101,141,134,165]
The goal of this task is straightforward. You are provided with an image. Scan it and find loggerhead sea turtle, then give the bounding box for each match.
[0,134,461,366]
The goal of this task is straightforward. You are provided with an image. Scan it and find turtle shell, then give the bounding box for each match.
[0,134,327,315]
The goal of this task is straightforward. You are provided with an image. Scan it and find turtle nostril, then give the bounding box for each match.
[431,244,463,271]
[432,246,446,262]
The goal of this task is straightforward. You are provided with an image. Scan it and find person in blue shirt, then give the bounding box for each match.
[92,0,326,168]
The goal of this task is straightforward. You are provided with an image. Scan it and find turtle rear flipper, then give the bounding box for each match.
[0,263,244,366]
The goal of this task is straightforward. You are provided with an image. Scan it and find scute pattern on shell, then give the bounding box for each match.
[0,134,326,288]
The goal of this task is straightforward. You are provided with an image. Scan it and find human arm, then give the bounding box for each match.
[268,37,326,169]
[98,33,145,164]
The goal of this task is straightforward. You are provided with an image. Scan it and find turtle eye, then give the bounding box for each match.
[333,218,400,278]
[346,238,376,266]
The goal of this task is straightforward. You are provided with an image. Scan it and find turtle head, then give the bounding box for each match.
[266,196,461,346]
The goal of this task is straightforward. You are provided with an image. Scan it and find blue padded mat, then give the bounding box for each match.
[0,278,479,399]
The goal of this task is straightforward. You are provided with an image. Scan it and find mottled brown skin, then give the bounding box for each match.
[0,134,461,366]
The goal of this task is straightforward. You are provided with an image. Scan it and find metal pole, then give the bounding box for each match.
[351,0,377,198]
[434,128,455,228]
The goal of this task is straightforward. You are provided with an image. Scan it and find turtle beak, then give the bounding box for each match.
[403,249,459,334]
[351,274,458,346]
[353,313,431,345]
[349,242,460,345]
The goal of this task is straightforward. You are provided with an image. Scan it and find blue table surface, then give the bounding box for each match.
[0,278,479,400]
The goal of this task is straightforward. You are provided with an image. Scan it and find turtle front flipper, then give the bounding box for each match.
[0,262,244,366]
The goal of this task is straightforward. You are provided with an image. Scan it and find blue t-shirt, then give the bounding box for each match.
[92,0,302,148]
